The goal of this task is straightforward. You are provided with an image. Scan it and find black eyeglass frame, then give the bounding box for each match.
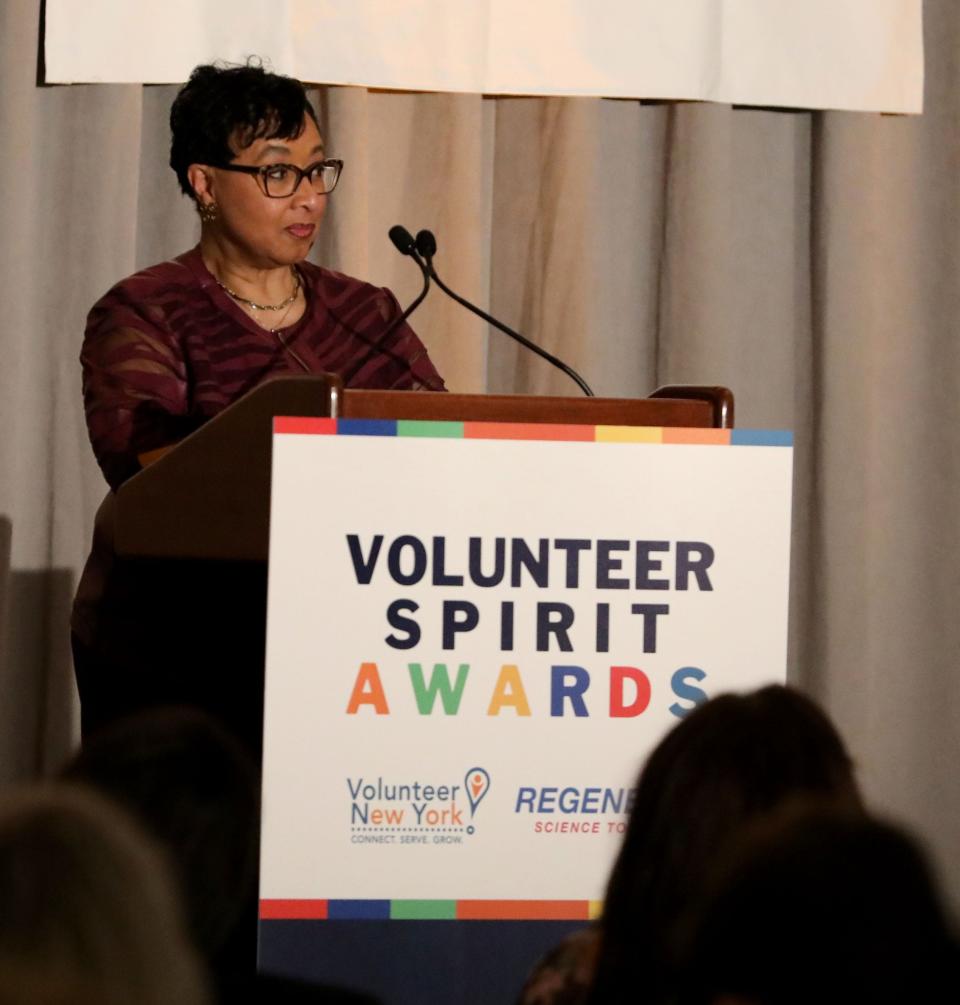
[214,158,343,198]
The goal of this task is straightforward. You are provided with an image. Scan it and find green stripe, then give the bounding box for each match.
[390,900,457,920]
[396,420,464,438]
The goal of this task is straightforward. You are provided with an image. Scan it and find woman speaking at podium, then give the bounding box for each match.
[82,61,444,491]
[73,63,444,744]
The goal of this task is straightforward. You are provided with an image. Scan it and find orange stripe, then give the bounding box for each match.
[137,444,175,467]
[456,900,590,921]
[273,417,337,435]
[463,422,594,442]
[259,899,328,920]
[662,427,730,445]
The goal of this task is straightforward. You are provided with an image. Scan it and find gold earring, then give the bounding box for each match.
[198,201,218,224]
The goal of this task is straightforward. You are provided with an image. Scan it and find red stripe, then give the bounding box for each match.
[259,899,329,919]
[463,422,594,442]
[456,900,590,921]
[273,417,337,435]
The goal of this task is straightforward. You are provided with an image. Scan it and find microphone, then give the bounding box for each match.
[414,229,436,258]
[339,225,433,385]
[389,224,431,320]
[414,229,594,396]
[389,224,418,258]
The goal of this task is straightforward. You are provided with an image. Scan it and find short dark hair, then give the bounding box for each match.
[678,804,959,1005]
[169,61,320,200]
[63,707,259,961]
[587,685,861,1005]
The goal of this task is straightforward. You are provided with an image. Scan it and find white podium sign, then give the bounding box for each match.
[259,418,792,928]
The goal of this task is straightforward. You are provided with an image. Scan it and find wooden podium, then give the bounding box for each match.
[83,376,733,754]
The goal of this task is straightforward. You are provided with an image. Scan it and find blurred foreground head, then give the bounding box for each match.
[64,707,260,962]
[0,784,208,1005]
[589,685,861,1005]
[678,802,959,1005]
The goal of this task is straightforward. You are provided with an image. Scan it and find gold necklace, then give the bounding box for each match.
[216,268,301,312]
[264,292,300,334]
[265,298,310,371]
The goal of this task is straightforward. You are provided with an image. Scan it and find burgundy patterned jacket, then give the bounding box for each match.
[81,246,445,490]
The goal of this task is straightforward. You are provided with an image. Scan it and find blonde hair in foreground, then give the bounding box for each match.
[0,783,209,1005]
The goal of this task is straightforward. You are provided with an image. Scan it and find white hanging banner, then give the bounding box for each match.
[46,0,923,114]
[258,417,792,991]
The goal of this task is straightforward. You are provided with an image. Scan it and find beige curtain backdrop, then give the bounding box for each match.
[2,0,959,903]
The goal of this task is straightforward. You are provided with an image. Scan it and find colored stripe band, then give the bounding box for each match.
[272,417,791,446]
[273,417,336,435]
[260,899,593,921]
[260,899,328,920]
[595,425,662,443]
[662,428,731,445]
[456,900,591,921]
[397,420,464,438]
[336,419,397,437]
[462,421,594,442]
[391,900,458,920]
[731,429,794,447]
[327,900,392,920]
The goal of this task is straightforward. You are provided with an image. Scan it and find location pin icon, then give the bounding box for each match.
[464,767,490,817]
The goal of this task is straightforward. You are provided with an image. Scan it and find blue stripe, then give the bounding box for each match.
[327,900,391,920]
[731,430,793,447]
[337,419,398,437]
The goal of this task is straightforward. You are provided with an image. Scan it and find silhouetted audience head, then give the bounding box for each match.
[64,706,260,965]
[64,707,383,1003]
[676,801,959,1005]
[0,783,208,1005]
[587,685,861,1005]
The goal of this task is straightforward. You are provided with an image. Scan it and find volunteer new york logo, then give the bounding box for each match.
[348,767,490,845]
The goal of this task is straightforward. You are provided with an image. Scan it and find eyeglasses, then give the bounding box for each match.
[215,158,343,198]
